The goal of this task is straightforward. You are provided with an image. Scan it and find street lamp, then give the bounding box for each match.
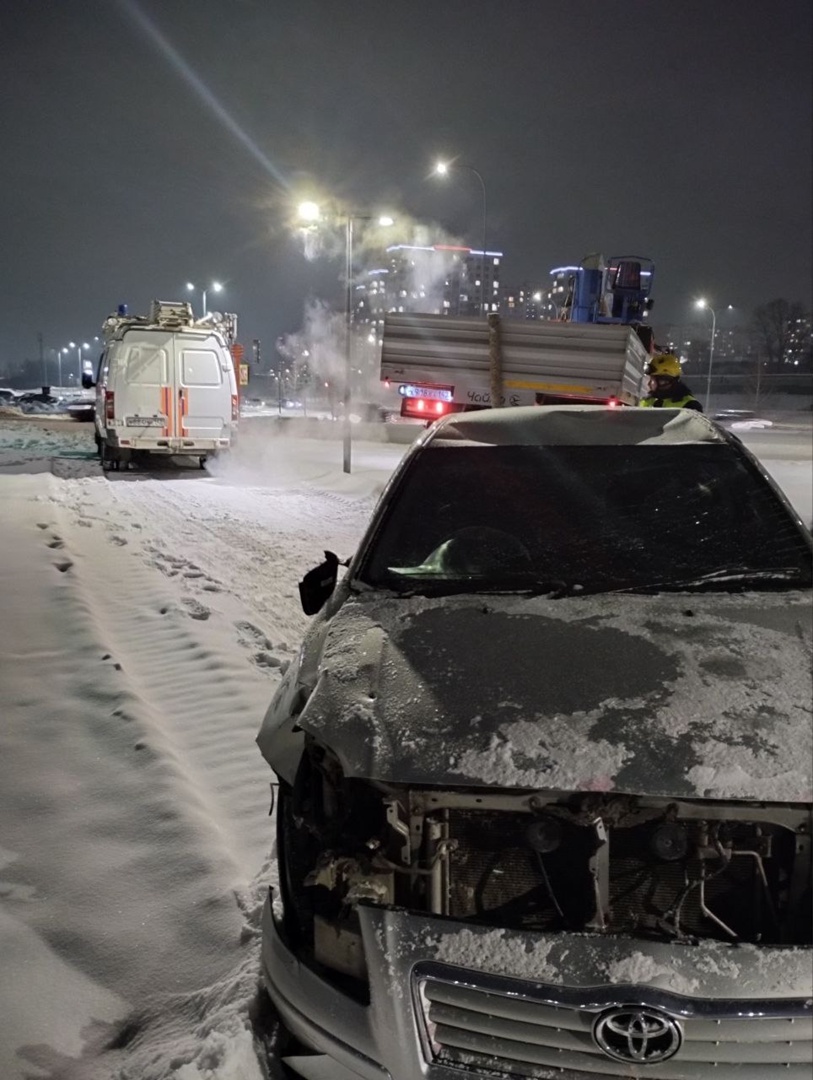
[695,299,733,411]
[68,342,89,381]
[186,281,223,316]
[433,160,488,316]
[297,202,395,474]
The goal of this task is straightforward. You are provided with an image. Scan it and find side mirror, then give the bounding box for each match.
[81,373,95,389]
[299,551,342,615]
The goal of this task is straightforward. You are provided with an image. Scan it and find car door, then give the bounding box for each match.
[174,335,228,440]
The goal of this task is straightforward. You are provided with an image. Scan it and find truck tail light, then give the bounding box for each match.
[104,390,115,421]
[231,394,239,421]
[401,397,453,420]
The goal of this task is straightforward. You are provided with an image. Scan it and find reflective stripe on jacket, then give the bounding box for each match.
[640,394,703,411]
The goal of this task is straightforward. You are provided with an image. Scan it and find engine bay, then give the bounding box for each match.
[277,740,813,982]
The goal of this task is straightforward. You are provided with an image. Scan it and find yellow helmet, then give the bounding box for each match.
[647,354,682,378]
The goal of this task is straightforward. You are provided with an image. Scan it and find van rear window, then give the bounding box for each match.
[182,350,222,386]
[125,346,168,385]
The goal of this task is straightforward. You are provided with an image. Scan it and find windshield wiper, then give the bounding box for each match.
[389,577,581,599]
[615,566,809,595]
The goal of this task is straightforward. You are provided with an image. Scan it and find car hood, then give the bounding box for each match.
[257,590,813,802]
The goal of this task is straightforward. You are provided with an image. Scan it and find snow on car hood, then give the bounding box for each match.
[259,590,813,802]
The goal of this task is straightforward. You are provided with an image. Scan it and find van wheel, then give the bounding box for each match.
[199,457,207,469]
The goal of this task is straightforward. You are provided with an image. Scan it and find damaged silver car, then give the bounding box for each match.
[257,406,813,1080]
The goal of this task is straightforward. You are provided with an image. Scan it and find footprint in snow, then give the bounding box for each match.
[55,561,73,573]
[109,536,128,547]
[253,651,282,669]
[182,598,210,621]
[47,539,65,549]
[235,621,272,651]
[36,523,49,530]
[149,558,179,577]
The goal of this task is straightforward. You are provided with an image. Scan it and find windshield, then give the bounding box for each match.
[359,444,812,595]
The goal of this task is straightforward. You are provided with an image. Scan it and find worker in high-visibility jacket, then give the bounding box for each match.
[640,354,703,411]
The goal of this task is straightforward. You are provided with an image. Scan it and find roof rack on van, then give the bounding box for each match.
[149,300,196,327]
[100,301,237,344]
[101,300,196,341]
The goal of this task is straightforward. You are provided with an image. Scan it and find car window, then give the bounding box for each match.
[181,349,222,387]
[124,344,168,385]
[359,444,812,594]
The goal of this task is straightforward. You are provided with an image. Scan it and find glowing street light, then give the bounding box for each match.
[297,201,321,223]
[432,160,488,316]
[186,280,223,316]
[695,299,734,411]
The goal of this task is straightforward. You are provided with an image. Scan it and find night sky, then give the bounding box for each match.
[2,0,811,368]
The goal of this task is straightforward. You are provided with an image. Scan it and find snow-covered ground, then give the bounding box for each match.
[0,415,810,1079]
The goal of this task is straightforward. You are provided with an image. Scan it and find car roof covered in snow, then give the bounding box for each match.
[427,405,725,448]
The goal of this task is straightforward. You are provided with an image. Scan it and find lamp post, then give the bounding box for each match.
[695,300,733,412]
[297,201,394,474]
[186,281,223,316]
[433,161,488,316]
[69,342,89,382]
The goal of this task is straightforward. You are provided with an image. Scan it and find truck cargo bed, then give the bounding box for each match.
[381,314,649,406]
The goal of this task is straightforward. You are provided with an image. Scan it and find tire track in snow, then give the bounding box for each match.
[58,476,375,656]
[45,482,276,879]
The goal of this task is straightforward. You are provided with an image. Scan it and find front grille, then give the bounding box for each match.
[418,974,813,1079]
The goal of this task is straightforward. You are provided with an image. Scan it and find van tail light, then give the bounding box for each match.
[104,390,115,421]
[607,397,618,409]
[231,394,239,422]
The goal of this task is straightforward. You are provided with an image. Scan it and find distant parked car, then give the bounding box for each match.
[16,391,59,405]
[257,405,813,1080]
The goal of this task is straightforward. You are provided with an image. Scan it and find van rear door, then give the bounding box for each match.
[175,336,229,440]
[119,332,173,435]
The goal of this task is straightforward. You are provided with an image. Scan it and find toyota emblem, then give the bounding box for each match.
[593,1007,682,1064]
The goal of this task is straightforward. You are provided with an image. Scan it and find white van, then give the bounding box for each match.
[87,301,239,470]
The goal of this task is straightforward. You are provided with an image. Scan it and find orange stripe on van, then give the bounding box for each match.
[180,388,187,436]
[161,387,170,436]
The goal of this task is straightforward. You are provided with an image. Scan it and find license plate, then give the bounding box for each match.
[398,383,454,402]
[126,416,164,427]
